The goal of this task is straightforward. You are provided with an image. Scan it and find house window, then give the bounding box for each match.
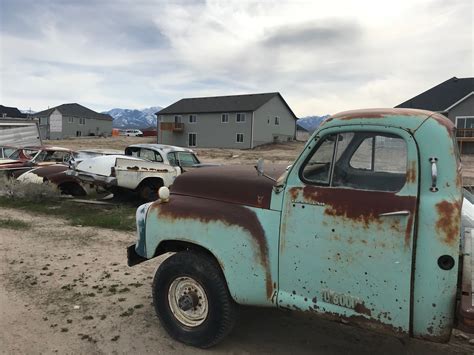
[236,133,244,143]
[68,117,74,123]
[275,116,280,125]
[76,131,82,137]
[79,118,85,125]
[221,113,229,123]
[236,113,246,123]
[188,133,197,147]
[456,116,474,138]
[39,117,47,125]
[174,115,182,123]
[189,114,197,123]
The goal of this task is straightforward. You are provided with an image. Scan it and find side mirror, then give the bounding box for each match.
[256,158,264,176]
[255,158,276,182]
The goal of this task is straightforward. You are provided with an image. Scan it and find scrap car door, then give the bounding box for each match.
[278,127,419,335]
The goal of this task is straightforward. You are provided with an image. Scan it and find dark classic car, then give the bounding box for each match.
[0,146,74,178]
[16,149,122,196]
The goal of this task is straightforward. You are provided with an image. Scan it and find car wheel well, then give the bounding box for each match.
[58,181,86,196]
[155,241,222,269]
[136,177,164,190]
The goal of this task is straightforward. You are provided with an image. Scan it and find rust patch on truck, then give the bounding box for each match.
[171,165,287,210]
[152,195,274,298]
[298,186,416,247]
[354,302,372,317]
[435,200,461,245]
[406,161,417,184]
[325,108,434,123]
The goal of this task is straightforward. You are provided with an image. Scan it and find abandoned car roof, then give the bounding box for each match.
[127,144,194,154]
[22,146,73,151]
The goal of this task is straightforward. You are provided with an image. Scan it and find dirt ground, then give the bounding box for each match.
[0,208,472,354]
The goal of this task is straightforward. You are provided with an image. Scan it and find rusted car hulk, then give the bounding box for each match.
[128,108,469,347]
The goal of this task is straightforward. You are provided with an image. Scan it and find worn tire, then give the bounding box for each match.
[152,251,238,348]
[137,179,163,202]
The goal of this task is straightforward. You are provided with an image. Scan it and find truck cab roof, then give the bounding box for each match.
[321,108,454,134]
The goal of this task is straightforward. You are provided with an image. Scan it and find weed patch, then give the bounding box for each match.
[0,197,136,231]
[0,218,31,230]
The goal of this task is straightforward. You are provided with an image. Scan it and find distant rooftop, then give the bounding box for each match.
[33,103,113,121]
[396,77,474,112]
[157,92,297,119]
[0,105,26,118]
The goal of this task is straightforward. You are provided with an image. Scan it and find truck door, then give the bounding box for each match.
[279,127,419,334]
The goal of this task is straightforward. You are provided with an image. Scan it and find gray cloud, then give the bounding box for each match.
[1,0,168,50]
[0,0,472,115]
[262,21,361,49]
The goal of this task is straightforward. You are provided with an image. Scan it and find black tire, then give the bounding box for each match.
[58,182,86,196]
[137,179,163,202]
[152,251,238,348]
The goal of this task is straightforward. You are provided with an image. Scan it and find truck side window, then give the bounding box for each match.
[333,133,407,192]
[301,135,336,185]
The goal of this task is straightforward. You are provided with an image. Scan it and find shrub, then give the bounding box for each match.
[0,175,61,202]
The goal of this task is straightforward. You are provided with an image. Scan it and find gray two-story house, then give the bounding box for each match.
[156,92,298,149]
[33,103,113,140]
[396,76,474,153]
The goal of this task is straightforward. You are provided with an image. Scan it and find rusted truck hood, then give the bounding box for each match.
[170,165,287,209]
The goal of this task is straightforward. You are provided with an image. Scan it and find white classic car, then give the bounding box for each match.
[67,144,209,201]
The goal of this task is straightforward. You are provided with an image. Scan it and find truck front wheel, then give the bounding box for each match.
[152,251,238,348]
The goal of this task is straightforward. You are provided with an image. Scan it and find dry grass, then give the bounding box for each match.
[0,176,61,202]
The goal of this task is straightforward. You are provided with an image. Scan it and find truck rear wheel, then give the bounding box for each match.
[152,251,238,348]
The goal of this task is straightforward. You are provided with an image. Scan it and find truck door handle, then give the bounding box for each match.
[379,210,410,217]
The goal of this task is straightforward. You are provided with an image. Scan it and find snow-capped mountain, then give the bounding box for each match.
[103,106,162,129]
[20,109,36,114]
[297,115,330,132]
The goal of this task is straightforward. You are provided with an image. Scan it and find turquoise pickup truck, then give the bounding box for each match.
[127,108,472,348]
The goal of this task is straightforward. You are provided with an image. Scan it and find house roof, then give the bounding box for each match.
[33,103,113,121]
[0,105,26,118]
[296,123,309,132]
[396,77,474,112]
[157,92,298,119]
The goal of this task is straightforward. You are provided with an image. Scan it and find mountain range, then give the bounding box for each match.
[296,115,330,132]
[104,107,328,131]
[103,107,162,129]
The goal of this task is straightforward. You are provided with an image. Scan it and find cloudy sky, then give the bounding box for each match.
[0,0,472,116]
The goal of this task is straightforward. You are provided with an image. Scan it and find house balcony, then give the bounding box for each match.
[455,129,474,154]
[457,129,474,139]
[159,122,184,132]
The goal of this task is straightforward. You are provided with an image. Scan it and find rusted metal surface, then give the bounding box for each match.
[151,195,274,299]
[324,108,434,122]
[435,200,462,245]
[290,186,417,247]
[126,166,169,173]
[406,160,417,184]
[171,165,287,210]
